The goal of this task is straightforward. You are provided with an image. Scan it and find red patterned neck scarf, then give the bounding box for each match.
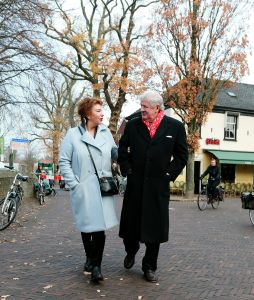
[142,110,165,138]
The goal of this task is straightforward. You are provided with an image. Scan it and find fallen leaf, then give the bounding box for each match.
[43,285,53,290]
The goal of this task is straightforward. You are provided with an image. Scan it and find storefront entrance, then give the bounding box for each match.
[221,164,235,183]
[194,161,201,194]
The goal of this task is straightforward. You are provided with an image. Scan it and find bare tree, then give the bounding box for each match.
[148,0,251,197]
[32,0,158,136]
[0,0,50,110]
[26,73,88,166]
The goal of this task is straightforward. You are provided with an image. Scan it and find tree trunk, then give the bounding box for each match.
[68,102,76,128]
[108,108,121,139]
[107,91,126,140]
[185,151,195,199]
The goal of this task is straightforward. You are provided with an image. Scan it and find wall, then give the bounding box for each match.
[235,165,254,184]
[0,170,34,199]
[200,112,254,152]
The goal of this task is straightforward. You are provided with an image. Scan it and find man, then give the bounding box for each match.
[200,158,221,200]
[118,90,188,283]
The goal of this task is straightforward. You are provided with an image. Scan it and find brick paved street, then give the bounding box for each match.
[1,190,254,300]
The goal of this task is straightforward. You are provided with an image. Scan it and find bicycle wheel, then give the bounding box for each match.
[197,190,208,211]
[52,189,56,196]
[39,194,44,205]
[211,197,220,209]
[249,210,254,226]
[0,197,18,231]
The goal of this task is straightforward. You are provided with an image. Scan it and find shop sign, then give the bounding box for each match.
[206,138,220,145]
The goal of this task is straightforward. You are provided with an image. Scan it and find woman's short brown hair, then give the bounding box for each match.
[77,97,103,122]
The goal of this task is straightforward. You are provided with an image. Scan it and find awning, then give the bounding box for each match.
[206,150,254,165]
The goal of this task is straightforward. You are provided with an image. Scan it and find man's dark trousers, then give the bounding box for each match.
[123,239,160,271]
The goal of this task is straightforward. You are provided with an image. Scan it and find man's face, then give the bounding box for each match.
[140,99,160,123]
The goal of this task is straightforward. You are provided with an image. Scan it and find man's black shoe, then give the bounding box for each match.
[83,258,93,273]
[91,266,104,283]
[144,270,158,283]
[124,255,135,269]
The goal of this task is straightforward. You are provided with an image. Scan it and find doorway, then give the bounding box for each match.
[194,161,201,194]
[221,164,235,183]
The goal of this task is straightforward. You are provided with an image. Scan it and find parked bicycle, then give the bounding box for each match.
[34,174,56,205]
[197,180,224,211]
[240,192,254,226]
[0,166,29,230]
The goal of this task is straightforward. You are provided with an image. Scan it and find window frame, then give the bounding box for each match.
[224,113,238,141]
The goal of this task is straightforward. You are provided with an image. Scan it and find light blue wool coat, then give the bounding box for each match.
[59,124,118,232]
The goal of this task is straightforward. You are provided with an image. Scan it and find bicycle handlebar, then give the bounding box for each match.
[4,165,14,170]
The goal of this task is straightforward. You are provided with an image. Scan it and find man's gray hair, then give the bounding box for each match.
[139,90,165,110]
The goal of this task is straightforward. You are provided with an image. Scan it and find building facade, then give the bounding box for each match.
[169,82,254,193]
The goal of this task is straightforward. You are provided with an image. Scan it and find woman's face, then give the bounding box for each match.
[211,159,216,166]
[87,104,104,126]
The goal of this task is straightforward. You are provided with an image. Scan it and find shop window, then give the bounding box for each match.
[221,164,235,183]
[224,115,237,140]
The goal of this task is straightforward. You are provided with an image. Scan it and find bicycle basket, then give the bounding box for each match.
[9,191,17,198]
[33,182,40,191]
[241,192,254,209]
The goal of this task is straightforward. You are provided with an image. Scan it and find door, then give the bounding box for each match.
[194,161,201,194]
[221,164,235,183]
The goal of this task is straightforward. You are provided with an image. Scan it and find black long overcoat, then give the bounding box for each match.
[118,115,188,243]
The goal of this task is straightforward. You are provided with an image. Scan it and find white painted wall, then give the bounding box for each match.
[201,112,254,152]
[166,108,254,152]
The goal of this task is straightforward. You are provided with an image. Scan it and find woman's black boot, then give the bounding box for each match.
[91,266,103,283]
[83,257,93,273]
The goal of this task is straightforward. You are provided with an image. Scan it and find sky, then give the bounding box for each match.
[1,1,254,159]
[242,9,254,85]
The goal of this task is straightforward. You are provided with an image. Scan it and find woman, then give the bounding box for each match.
[200,158,221,199]
[59,97,118,283]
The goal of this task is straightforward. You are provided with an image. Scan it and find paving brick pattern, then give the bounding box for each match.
[1,191,254,300]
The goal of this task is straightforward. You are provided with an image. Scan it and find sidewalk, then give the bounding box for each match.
[1,191,254,299]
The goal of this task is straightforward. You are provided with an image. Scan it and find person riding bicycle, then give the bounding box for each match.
[200,158,221,200]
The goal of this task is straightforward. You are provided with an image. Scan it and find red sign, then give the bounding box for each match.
[206,138,220,145]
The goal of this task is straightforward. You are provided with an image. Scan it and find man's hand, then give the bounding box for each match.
[112,162,118,171]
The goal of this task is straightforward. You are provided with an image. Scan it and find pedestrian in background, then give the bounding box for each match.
[59,97,118,283]
[118,90,188,283]
[35,165,42,176]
